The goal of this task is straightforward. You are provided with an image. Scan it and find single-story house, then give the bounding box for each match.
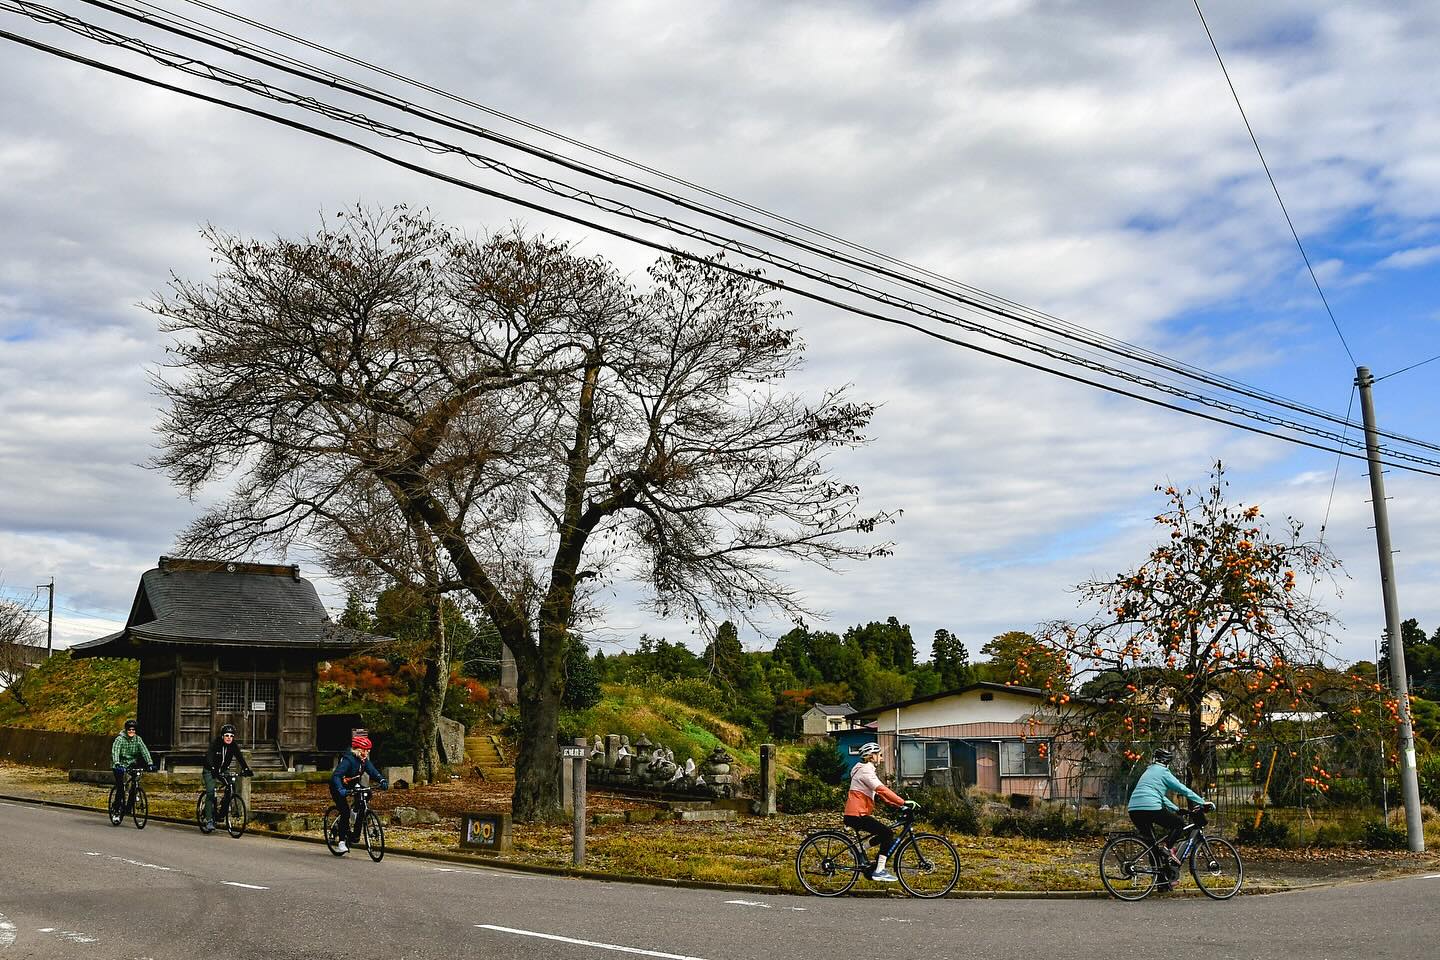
[801,702,857,739]
[845,681,1111,802]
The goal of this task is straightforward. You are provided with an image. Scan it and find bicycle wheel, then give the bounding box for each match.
[225,794,248,839]
[894,833,960,898]
[131,786,148,830]
[323,808,348,856]
[107,785,124,826]
[196,792,215,833]
[794,832,862,897]
[1190,836,1243,900]
[363,811,385,862]
[1099,835,1157,901]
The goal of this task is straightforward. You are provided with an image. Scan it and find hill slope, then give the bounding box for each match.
[0,652,137,734]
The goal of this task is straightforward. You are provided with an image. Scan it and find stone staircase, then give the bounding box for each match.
[246,741,287,771]
[465,732,514,783]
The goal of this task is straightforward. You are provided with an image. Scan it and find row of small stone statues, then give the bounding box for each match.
[587,733,738,798]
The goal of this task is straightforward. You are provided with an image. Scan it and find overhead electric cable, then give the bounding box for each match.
[1374,352,1440,384]
[6,26,1440,480]
[8,4,1436,469]
[1192,0,1357,368]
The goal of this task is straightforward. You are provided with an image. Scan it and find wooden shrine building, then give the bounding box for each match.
[72,557,378,770]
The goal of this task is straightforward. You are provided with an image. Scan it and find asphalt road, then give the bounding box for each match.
[2,797,1437,960]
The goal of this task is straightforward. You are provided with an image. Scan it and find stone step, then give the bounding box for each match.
[676,808,738,822]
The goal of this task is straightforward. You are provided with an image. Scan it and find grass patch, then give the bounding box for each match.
[562,684,757,767]
[0,652,136,733]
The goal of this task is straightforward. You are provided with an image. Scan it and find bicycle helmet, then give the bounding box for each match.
[123,719,137,732]
[858,742,882,760]
[352,734,373,751]
[1152,747,1175,763]
[219,723,236,737]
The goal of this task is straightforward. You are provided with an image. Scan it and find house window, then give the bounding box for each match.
[979,692,994,701]
[1000,740,1049,776]
[899,741,949,777]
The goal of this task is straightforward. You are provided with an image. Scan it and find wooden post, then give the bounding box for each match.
[759,743,778,816]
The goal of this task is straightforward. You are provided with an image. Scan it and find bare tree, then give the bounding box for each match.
[0,580,44,697]
[152,207,895,819]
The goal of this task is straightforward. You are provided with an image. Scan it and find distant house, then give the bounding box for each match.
[847,682,1110,802]
[801,702,856,739]
[70,557,382,770]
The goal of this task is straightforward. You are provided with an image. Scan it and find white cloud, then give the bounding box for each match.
[1378,245,1440,270]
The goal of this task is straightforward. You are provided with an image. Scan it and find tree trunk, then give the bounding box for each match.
[510,640,564,821]
[411,593,449,785]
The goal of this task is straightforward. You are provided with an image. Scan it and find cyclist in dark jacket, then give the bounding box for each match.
[201,723,253,831]
[329,734,388,854]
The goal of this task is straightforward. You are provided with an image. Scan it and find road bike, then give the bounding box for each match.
[1098,805,1243,901]
[195,769,251,838]
[107,763,150,829]
[324,784,385,862]
[795,806,960,898]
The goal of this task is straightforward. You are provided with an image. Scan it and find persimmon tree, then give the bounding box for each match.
[1035,462,1343,788]
[152,206,895,820]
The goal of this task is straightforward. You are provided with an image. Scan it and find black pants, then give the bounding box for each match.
[844,814,896,857]
[330,787,363,842]
[1130,809,1184,886]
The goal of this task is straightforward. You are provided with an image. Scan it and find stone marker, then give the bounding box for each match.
[758,743,777,816]
[460,811,512,853]
[435,717,466,765]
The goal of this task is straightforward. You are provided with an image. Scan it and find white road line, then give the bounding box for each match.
[221,881,269,890]
[56,930,98,944]
[37,928,55,933]
[0,914,17,947]
[724,899,770,908]
[1422,873,1440,879]
[79,851,173,872]
[476,924,711,960]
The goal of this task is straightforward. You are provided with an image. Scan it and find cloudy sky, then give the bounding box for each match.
[1,1,1438,670]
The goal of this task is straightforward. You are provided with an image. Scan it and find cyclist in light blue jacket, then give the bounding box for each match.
[1127,748,1213,891]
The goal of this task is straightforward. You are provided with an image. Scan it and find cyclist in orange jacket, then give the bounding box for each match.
[843,742,917,882]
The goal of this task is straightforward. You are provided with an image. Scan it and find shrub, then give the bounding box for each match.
[1323,777,1374,807]
[1237,812,1292,848]
[777,775,844,814]
[1418,754,1440,807]
[988,807,1100,840]
[912,786,979,835]
[801,741,849,785]
[1362,819,1407,850]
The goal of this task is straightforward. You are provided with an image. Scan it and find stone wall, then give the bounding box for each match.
[0,726,113,769]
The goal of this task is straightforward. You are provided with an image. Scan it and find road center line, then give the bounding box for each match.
[476,924,711,960]
[221,881,269,890]
[0,914,16,947]
[79,851,173,871]
[724,899,770,908]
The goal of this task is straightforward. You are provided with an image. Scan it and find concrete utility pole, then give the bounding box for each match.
[1356,365,1424,852]
[35,577,53,658]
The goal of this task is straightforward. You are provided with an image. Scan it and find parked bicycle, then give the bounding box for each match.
[324,784,385,862]
[1099,804,1243,900]
[795,805,959,898]
[195,769,251,838]
[107,763,150,829]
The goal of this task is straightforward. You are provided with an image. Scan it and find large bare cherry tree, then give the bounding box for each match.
[152,207,894,818]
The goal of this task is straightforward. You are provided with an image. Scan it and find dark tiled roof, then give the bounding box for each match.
[72,559,380,658]
[807,702,856,716]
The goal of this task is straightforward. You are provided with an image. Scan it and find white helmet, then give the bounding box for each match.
[858,742,882,759]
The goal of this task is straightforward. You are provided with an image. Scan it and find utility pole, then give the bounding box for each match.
[1356,365,1424,852]
[35,577,53,658]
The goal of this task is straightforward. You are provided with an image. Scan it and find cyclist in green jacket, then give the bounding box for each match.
[1127,747,1212,891]
[111,719,156,795]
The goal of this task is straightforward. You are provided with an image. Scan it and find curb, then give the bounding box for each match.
[0,791,1376,900]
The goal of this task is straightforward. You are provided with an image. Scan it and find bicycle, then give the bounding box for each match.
[795,806,960,898]
[324,784,385,862]
[195,769,251,838]
[107,763,150,829]
[1098,804,1243,901]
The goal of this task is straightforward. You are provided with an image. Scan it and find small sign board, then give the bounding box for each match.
[460,812,512,853]
[559,745,587,759]
[250,701,267,711]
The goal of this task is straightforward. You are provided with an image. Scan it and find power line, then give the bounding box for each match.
[11,6,1438,471]
[9,25,1440,481]
[1192,0,1357,368]
[1374,352,1440,384]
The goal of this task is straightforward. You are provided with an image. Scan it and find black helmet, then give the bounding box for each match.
[219,723,236,736]
[123,719,137,731]
[1153,747,1174,763]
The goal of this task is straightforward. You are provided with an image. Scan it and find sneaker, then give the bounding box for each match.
[870,869,898,883]
[202,819,214,832]
[335,841,349,854]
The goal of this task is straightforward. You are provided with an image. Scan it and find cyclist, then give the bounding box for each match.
[111,719,156,797]
[843,742,917,883]
[329,734,389,855]
[1127,747,1213,892]
[201,723,254,831]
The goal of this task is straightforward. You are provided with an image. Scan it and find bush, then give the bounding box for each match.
[1362,819,1407,850]
[777,775,844,814]
[801,741,848,785]
[1323,777,1374,807]
[1237,812,1292,848]
[1418,754,1440,807]
[988,807,1101,840]
[912,786,979,835]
